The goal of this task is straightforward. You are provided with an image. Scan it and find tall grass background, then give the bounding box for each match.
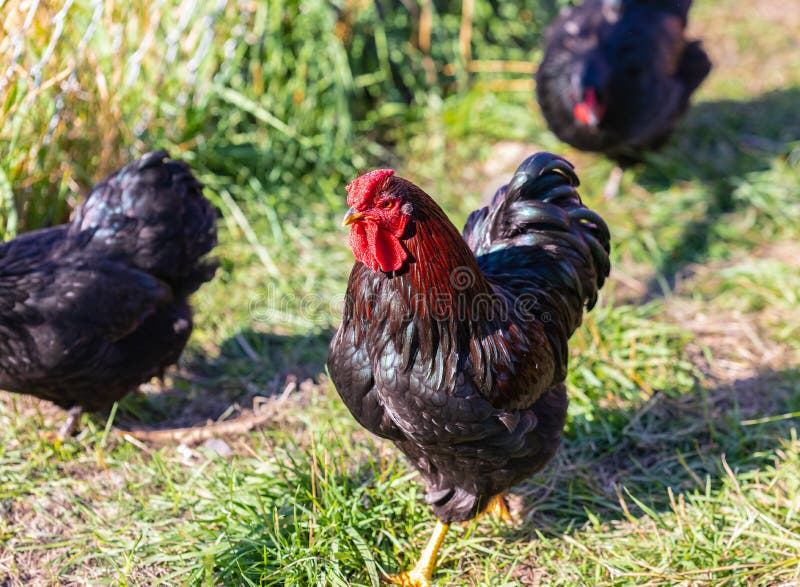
[0,0,565,239]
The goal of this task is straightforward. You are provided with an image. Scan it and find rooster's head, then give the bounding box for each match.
[343,169,414,273]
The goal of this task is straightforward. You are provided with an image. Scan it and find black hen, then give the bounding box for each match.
[0,151,217,434]
[328,153,610,585]
[536,0,711,166]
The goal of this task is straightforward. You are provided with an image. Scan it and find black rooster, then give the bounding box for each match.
[0,151,217,437]
[328,153,610,585]
[536,0,711,197]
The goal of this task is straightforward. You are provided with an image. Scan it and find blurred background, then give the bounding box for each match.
[1,0,576,339]
[0,0,567,236]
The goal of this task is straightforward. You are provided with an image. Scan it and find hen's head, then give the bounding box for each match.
[573,59,609,127]
[343,169,415,273]
[573,87,605,127]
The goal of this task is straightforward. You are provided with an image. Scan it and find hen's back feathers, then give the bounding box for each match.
[70,150,217,296]
[623,0,692,22]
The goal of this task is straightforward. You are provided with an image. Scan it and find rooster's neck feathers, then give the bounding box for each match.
[344,182,544,406]
[383,179,493,321]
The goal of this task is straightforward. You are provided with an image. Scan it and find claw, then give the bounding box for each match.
[384,521,449,586]
[384,568,431,587]
[484,493,514,525]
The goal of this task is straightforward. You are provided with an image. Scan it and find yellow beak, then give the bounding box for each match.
[342,207,364,226]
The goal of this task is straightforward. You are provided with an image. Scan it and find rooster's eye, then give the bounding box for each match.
[380,200,394,209]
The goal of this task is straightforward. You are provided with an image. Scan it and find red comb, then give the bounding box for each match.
[346,169,395,209]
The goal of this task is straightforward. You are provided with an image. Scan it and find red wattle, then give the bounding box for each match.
[348,221,408,273]
[373,231,407,272]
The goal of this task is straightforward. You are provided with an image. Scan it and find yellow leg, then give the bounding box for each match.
[42,406,83,444]
[603,166,624,200]
[483,493,513,525]
[385,520,450,587]
[57,406,83,440]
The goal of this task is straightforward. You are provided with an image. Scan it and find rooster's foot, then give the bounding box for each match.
[384,568,431,587]
[41,406,83,444]
[384,520,449,586]
[484,493,514,525]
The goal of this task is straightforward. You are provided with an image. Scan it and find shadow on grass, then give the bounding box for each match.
[634,86,800,298]
[115,327,333,430]
[509,367,800,537]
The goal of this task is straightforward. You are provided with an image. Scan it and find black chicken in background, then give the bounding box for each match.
[0,151,218,438]
[536,0,711,197]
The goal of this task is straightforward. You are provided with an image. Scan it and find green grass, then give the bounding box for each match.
[2,0,800,585]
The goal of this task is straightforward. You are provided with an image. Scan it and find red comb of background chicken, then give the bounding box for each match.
[346,169,395,210]
[573,88,601,126]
